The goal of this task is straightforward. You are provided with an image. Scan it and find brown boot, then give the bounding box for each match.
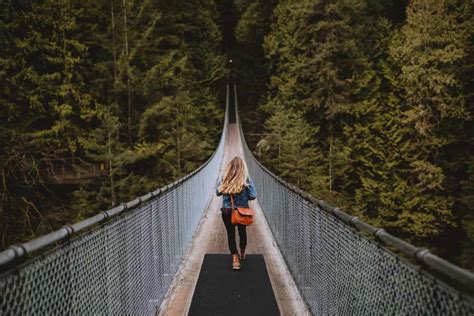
[239,248,246,260]
[232,254,241,270]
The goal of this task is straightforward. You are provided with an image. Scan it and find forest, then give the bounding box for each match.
[1,0,473,270]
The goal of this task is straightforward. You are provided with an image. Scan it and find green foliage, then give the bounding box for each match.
[232,0,277,148]
[261,108,321,191]
[2,0,473,271]
[0,0,224,250]
[139,92,219,179]
[0,0,101,245]
[260,0,381,206]
[250,0,474,268]
[384,0,472,240]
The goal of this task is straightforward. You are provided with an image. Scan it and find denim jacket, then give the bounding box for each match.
[216,176,257,208]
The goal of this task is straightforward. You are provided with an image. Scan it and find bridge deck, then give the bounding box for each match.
[188,254,279,316]
[157,122,310,315]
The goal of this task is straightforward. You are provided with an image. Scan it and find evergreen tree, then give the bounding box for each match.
[0,0,225,249]
[74,0,225,210]
[457,2,474,270]
[261,0,377,205]
[0,0,101,246]
[233,0,277,147]
[262,108,322,192]
[385,0,471,240]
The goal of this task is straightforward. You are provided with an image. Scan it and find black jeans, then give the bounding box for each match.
[221,208,247,255]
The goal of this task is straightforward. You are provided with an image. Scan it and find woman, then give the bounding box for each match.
[216,156,257,270]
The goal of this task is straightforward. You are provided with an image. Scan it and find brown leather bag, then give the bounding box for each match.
[230,194,255,226]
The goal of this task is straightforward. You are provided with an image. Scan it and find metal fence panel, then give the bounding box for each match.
[241,126,474,315]
[0,110,227,316]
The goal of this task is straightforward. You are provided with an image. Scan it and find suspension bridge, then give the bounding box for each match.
[1,82,473,315]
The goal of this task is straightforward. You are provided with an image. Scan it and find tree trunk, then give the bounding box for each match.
[329,122,333,195]
[109,0,117,205]
[108,130,117,205]
[123,0,132,146]
[111,0,117,86]
[176,107,182,175]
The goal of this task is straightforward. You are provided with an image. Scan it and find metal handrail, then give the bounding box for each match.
[234,83,474,295]
[0,84,230,269]
[252,154,474,293]
[0,153,213,267]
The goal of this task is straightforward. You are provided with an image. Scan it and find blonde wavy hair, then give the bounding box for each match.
[218,156,249,194]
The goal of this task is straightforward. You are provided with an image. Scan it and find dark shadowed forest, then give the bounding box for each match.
[0,0,225,250]
[1,0,473,270]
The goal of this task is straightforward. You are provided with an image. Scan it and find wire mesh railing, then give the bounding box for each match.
[235,87,474,315]
[2,80,474,315]
[0,86,229,315]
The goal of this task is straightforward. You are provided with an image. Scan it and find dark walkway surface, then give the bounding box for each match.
[188,254,280,316]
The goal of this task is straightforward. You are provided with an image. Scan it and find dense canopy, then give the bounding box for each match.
[0,0,472,270]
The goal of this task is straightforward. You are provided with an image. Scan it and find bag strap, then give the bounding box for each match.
[230,193,235,209]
